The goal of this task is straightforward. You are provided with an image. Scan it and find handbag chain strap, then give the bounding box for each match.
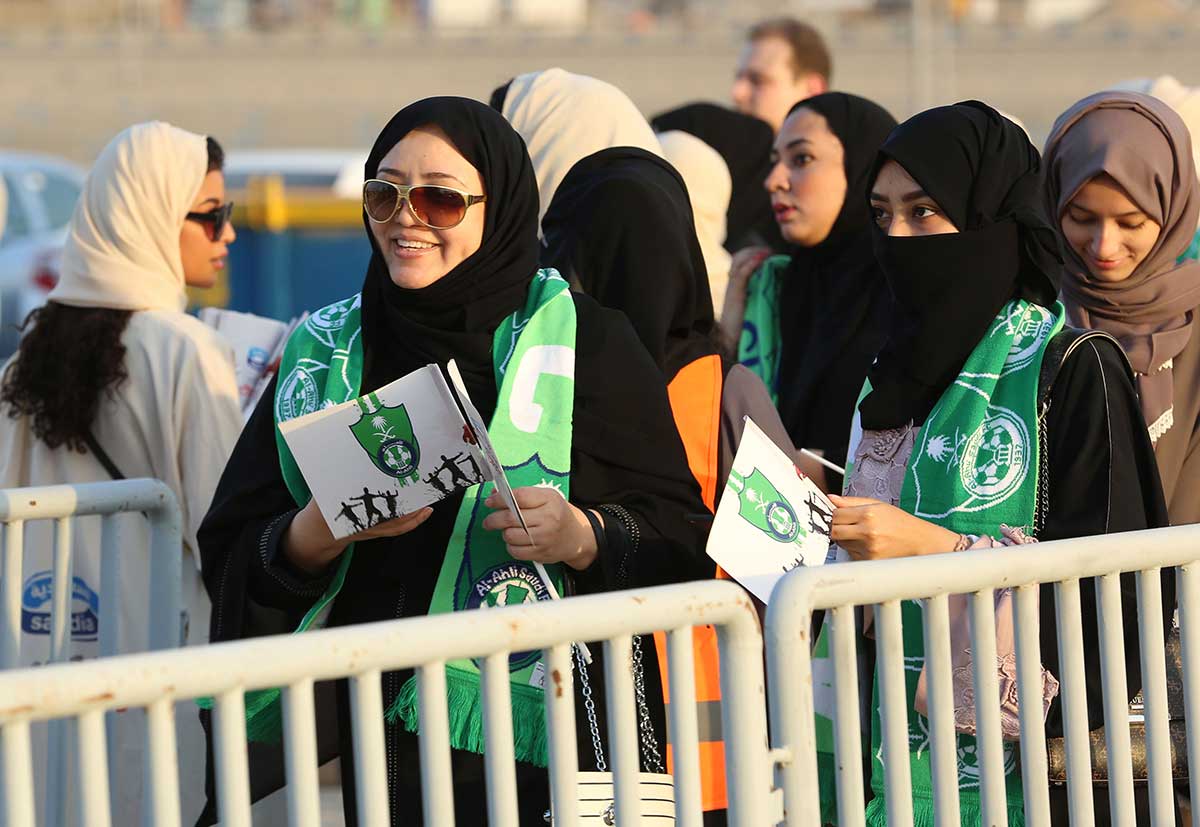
[574,637,666,774]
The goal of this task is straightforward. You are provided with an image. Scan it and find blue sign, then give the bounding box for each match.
[21,571,100,641]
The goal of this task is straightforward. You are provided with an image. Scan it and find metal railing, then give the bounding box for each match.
[0,479,183,827]
[766,524,1200,827]
[0,579,771,827]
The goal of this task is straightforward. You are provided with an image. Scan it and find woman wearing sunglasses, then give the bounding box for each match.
[197,97,708,825]
[0,122,241,825]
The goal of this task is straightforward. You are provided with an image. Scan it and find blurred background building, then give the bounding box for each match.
[2,0,1200,355]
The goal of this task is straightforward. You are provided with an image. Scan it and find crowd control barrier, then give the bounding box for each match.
[0,479,183,827]
[0,579,772,827]
[767,524,1200,827]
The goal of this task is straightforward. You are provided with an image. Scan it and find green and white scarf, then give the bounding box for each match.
[211,269,576,768]
[813,300,1064,826]
[737,255,790,403]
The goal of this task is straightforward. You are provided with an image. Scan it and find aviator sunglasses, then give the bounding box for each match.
[363,179,486,230]
[185,202,234,242]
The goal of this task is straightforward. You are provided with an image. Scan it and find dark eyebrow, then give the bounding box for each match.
[377,167,468,188]
[196,197,220,208]
[869,188,929,203]
[783,138,812,152]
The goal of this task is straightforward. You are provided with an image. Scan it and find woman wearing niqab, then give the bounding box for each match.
[197,97,708,825]
[809,100,1172,825]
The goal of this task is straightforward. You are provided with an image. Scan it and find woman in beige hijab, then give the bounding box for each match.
[1044,91,1200,525]
[0,121,242,824]
[657,129,734,312]
[490,67,664,233]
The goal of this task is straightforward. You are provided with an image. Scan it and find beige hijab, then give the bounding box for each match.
[500,67,663,232]
[50,121,207,313]
[657,130,733,310]
[1044,91,1200,446]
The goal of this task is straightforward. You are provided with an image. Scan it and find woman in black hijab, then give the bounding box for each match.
[650,101,782,253]
[196,97,708,825]
[540,146,794,506]
[720,92,897,492]
[816,100,1172,826]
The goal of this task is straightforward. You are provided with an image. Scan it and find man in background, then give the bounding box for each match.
[732,17,832,133]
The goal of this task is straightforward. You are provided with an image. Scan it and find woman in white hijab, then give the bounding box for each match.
[490,66,664,233]
[657,129,734,312]
[0,121,242,825]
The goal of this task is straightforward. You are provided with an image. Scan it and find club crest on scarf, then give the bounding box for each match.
[907,301,1062,522]
[276,295,363,425]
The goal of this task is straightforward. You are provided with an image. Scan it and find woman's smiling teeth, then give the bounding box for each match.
[392,238,439,258]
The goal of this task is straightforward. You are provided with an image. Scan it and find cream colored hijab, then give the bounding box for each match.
[657,130,733,310]
[500,67,663,231]
[50,121,208,313]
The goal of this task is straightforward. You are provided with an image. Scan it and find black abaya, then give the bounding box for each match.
[196,293,709,825]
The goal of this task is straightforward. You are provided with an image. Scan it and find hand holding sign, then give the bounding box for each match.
[828,494,960,561]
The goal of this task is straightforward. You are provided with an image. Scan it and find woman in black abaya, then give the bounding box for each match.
[720,93,898,492]
[196,97,708,825]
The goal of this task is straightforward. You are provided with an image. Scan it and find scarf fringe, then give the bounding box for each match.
[864,792,1026,827]
[385,666,549,768]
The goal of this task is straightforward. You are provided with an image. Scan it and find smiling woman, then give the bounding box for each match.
[197,96,710,826]
[364,125,487,289]
[1045,90,1200,525]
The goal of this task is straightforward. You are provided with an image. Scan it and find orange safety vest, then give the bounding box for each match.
[657,353,728,811]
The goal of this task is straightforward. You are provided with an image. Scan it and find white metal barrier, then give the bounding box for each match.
[0,479,183,827]
[0,579,771,827]
[766,523,1200,827]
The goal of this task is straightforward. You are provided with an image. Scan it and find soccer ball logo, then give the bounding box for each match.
[960,410,1028,501]
[379,439,417,477]
[766,501,799,542]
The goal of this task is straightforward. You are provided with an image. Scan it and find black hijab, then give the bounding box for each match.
[360,96,540,415]
[540,147,719,379]
[650,102,783,252]
[859,100,1063,431]
[773,93,897,472]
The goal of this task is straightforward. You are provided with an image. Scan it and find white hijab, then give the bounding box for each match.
[657,130,733,310]
[500,67,663,231]
[50,121,207,313]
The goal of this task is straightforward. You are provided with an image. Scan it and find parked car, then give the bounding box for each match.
[0,152,86,358]
[224,149,366,199]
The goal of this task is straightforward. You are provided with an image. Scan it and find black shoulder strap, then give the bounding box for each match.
[83,431,126,481]
[1037,325,1135,413]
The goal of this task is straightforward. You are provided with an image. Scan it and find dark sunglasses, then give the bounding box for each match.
[363,179,485,230]
[185,202,234,241]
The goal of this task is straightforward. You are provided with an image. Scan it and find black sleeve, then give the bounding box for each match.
[1037,337,1171,736]
[567,294,713,594]
[198,374,335,645]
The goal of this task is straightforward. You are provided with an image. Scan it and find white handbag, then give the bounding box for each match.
[545,639,676,825]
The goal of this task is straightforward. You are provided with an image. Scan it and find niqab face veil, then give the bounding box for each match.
[359,96,540,414]
[1044,90,1200,446]
[860,100,1063,432]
